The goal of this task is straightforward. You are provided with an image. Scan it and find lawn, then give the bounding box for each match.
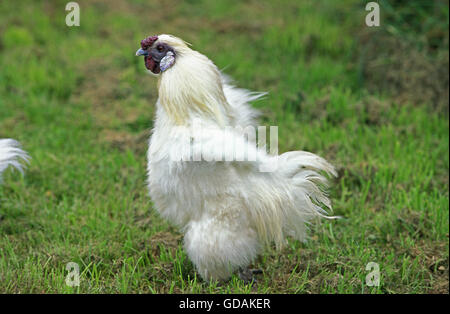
[0,0,448,293]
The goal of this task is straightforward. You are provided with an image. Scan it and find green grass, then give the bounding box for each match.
[0,0,448,293]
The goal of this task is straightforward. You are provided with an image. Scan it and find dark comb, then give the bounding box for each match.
[141,36,158,50]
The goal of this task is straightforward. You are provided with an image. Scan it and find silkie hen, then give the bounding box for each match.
[0,139,29,182]
[136,34,337,282]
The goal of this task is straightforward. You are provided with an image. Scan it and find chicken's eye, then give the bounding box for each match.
[157,45,164,52]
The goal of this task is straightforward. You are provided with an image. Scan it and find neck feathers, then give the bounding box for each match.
[158,49,231,126]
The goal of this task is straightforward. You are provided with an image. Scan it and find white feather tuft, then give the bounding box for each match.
[0,139,29,182]
[220,73,266,127]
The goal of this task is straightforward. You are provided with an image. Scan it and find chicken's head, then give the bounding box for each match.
[136,35,177,74]
[136,34,230,125]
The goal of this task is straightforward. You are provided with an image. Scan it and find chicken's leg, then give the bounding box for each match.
[238,267,262,284]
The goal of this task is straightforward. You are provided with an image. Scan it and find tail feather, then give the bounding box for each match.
[278,151,337,178]
[248,150,338,247]
[0,139,29,181]
[278,151,338,241]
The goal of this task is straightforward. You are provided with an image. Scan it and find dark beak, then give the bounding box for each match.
[135,48,149,56]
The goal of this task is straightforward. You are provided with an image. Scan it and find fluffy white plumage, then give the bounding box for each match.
[0,139,29,182]
[142,34,337,281]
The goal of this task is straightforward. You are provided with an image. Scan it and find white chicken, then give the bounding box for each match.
[0,139,29,183]
[136,34,337,282]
